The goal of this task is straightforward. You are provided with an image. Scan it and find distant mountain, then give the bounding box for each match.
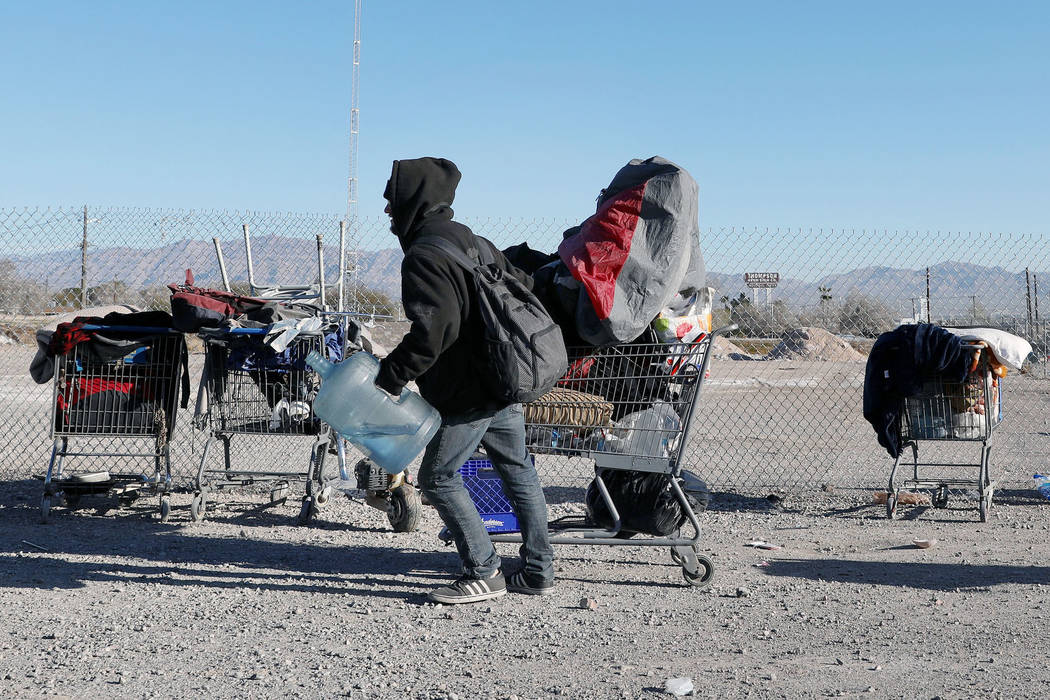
[9,235,408,300]
[8,238,1041,317]
[709,261,1039,317]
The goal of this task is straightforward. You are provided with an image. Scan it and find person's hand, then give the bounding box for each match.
[375,379,401,398]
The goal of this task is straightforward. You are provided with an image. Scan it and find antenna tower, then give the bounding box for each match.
[346,0,363,310]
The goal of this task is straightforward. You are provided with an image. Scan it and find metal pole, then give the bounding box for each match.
[243,224,257,294]
[80,205,88,309]
[925,267,931,323]
[337,221,346,314]
[213,237,232,292]
[346,0,362,224]
[316,234,326,309]
[1025,267,1033,338]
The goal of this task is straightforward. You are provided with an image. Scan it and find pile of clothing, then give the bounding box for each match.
[863,323,1032,456]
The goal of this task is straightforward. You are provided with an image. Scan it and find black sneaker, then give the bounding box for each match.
[428,570,506,604]
[506,570,555,596]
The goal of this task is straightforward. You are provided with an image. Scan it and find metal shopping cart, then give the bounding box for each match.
[189,323,346,524]
[886,346,1002,522]
[201,225,421,530]
[481,325,735,588]
[40,325,188,523]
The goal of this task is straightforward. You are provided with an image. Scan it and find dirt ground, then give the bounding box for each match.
[2,480,1049,699]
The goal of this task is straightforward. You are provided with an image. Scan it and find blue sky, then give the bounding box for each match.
[1,1,1047,232]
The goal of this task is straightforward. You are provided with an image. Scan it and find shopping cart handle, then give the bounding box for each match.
[79,324,180,334]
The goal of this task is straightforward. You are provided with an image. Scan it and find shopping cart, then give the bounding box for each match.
[190,323,346,524]
[203,225,421,530]
[886,346,1002,522]
[483,324,735,588]
[40,325,187,523]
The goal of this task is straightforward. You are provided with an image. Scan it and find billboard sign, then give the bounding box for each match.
[744,272,779,289]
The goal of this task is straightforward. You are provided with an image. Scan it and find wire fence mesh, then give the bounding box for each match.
[1,206,1047,493]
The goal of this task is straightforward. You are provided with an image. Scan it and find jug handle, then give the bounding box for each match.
[376,383,408,406]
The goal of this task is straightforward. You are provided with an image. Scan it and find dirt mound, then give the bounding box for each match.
[766,327,865,362]
[711,335,751,360]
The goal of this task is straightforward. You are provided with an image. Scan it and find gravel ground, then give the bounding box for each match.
[3,480,1049,699]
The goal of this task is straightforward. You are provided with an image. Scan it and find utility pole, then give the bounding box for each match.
[925,267,931,324]
[1026,267,1033,337]
[80,205,89,309]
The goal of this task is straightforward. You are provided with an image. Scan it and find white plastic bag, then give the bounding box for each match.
[652,287,714,345]
[598,402,682,458]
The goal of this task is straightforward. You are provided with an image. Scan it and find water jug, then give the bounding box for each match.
[305,351,441,474]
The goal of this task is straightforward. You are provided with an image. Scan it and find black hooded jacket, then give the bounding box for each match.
[375,157,533,416]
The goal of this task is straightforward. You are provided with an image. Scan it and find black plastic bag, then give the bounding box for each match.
[585,469,710,537]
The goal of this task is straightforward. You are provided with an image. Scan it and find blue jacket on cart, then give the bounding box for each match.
[863,323,975,458]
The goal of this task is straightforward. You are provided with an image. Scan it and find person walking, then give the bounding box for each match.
[375,156,555,604]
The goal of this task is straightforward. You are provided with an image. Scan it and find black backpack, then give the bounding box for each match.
[417,236,568,404]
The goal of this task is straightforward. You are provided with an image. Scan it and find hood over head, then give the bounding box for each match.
[383,157,461,248]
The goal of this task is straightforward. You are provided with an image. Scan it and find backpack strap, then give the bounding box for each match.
[414,235,489,271]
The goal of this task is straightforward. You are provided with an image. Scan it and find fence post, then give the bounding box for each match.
[80,205,88,309]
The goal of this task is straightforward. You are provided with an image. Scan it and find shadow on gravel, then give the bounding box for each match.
[0,534,453,602]
[761,558,1050,590]
[187,502,391,534]
[707,492,802,514]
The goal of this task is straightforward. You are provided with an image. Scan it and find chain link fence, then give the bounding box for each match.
[2,206,1047,493]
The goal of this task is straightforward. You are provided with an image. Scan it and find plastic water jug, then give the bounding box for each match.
[304,351,441,474]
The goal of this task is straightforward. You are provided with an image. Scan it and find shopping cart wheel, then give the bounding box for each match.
[979,492,992,523]
[189,493,207,522]
[885,492,897,519]
[314,486,333,510]
[296,497,314,526]
[386,484,422,533]
[933,485,950,509]
[682,554,715,589]
[159,497,171,522]
[40,494,52,523]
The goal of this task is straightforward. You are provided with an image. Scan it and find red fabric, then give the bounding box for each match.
[557,182,647,321]
[557,356,596,386]
[57,377,140,411]
[49,317,102,356]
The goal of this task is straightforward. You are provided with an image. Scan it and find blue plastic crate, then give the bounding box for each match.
[459,457,519,533]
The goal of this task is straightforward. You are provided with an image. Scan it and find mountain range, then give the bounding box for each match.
[8,236,1043,317]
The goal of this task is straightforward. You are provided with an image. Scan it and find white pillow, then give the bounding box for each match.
[944,327,1033,371]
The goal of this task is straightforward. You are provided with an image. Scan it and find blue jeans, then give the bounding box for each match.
[417,403,554,582]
